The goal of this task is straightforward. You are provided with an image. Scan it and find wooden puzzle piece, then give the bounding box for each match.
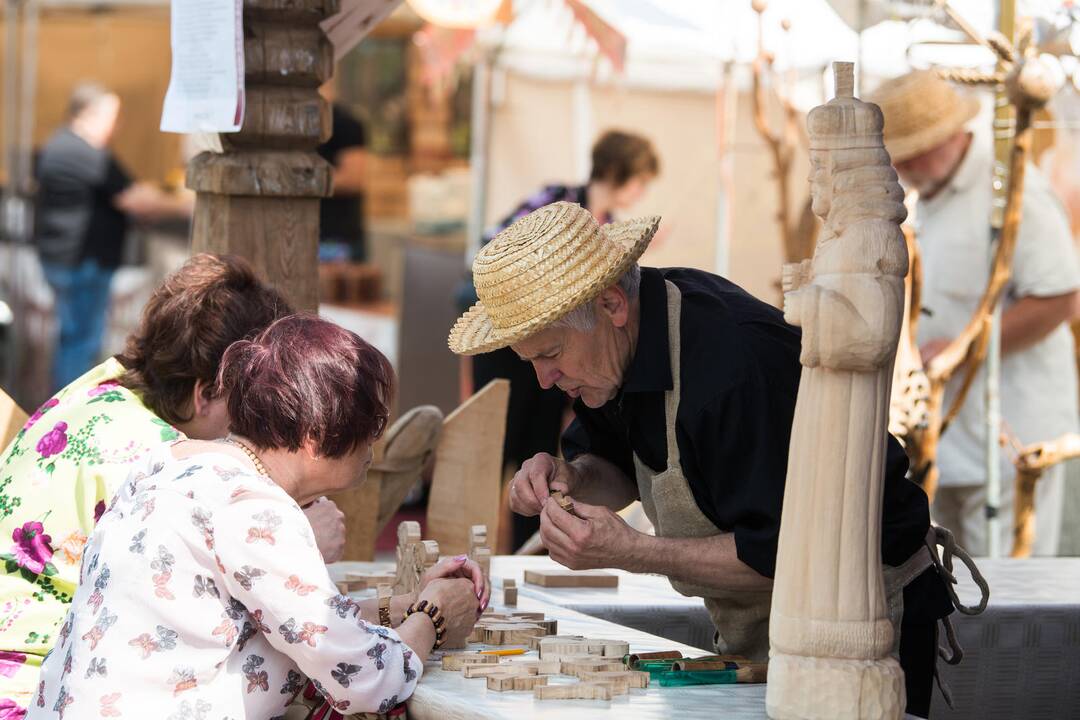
[523,569,618,588]
[502,578,518,606]
[549,490,581,518]
[537,636,630,660]
[464,663,539,679]
[560,657,625,678]
[478,623,547,646]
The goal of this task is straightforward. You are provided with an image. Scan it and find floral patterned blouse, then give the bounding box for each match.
[28,445,422,719]
[1,359,180,716]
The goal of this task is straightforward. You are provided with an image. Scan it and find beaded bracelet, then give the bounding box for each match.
[405,599,447,649]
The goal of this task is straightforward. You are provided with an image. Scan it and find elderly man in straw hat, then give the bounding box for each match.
[448,200,955,717]
[870,70,1080,556]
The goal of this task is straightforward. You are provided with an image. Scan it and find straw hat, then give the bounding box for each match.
[448,201,660,356]
[867,70,980,163]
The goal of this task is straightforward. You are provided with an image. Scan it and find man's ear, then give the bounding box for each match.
[596,286,630,328]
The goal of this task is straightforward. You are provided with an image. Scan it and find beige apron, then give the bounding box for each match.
[633,281,936,663]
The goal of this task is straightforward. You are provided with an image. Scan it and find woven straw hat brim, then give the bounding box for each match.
[448,215,660,356]
[885,94,979,163]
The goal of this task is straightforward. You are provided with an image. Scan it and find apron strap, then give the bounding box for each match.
[925,524,990,669]
[662,280,683,470]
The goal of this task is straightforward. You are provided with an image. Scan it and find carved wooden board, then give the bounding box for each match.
[425,379,509,555]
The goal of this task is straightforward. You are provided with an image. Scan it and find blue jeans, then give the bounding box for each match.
[41,258,114,392]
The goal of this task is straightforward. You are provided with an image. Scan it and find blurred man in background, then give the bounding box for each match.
[317,81,368,262]
[35,82,190,392]
[872,70,1080,555]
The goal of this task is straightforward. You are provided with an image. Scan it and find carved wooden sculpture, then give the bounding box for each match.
[902,19,1056,503]
[392,521,439,595]
[188,0,338,312]
[767,62,909,720]
[1011,432,1080,557]
[750,0,819,270]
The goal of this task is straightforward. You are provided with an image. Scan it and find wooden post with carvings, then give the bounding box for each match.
[187,0,337,311]
[767,62,908,719]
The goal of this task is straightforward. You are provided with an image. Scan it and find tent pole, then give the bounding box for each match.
[465,55,492,268]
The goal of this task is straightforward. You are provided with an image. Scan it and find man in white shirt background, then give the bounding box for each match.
[871,70,1080,556]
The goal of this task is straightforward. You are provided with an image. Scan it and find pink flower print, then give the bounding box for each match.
[94,501,106,523]
[0,699,26,720]
[11,521,53,574]
[87,381,119,398]
[0,650,27,678]
[22,397,58,432]
[36,422,68,459]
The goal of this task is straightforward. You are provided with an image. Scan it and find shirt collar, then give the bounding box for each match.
[923,125,989,210]
[621,267,673,394]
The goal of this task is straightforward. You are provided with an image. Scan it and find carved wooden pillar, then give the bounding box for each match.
[767,63,909,719]
[187,0,337,311]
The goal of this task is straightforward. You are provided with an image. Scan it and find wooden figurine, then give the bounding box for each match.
[534,682,613,701]
[392,521,438,595]
[468,525,492,588]
[523,569,618,588]
[502,578,518,606]
[767,62,909,720]
[487,673,549,692]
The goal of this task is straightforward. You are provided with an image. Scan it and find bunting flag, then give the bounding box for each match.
[564,0,627,73]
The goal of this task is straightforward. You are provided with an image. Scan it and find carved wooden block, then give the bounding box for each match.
[579,670,650,689]
[463,663,538,679]
[560,658,625,678]
[487,673,549,692]
[537,636,629,660]
[502,578,518,606]
[441,653,498,672]
[534,682,613,701]
[766,62,909,720]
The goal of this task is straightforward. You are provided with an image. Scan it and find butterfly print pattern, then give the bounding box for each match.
[30,451,424,718]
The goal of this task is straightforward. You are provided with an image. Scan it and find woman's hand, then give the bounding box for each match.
[419,555,490,614]
[303,497,346,563]
[418,578,481,649]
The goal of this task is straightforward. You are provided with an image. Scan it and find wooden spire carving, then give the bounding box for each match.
[767,62,908,719]
[187,0,338,311]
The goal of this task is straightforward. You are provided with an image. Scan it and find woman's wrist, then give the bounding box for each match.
[401,612,437,651]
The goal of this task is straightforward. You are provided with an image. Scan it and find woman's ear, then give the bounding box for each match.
[191,379,215,417]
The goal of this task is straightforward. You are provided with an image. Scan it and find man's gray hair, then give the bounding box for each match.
[550,264,641,332]
[68,82,113,121]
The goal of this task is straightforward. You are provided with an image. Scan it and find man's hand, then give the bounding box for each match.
[303,497,346,564]
[539,495,640,571]
[508,452,579,517]
[919,337,952,365]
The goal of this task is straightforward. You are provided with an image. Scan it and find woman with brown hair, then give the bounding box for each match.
[0,254,345,713]
[30,315,487,718]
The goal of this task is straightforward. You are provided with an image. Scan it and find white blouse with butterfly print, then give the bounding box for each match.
[28,445,422,720]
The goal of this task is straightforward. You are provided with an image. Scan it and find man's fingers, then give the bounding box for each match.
[539,504,576,560]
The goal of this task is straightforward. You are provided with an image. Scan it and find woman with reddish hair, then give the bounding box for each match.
[0,254,346,712]
[30,315,488,718]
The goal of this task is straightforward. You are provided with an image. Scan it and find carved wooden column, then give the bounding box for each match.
[767,63,909,719]
[187,0,337,311]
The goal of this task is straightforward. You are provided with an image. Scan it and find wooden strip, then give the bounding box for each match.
[464,663,538,679]
[534,682,613,701]
[441,653,499,671]
[579,670,650,689]
[486,673,549,692]
[523,569,619,588]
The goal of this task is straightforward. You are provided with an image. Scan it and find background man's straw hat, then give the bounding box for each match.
[868,70,980,163]
[448,201,660,356]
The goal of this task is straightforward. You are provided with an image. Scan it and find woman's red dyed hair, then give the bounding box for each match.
[216,314,394,458]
